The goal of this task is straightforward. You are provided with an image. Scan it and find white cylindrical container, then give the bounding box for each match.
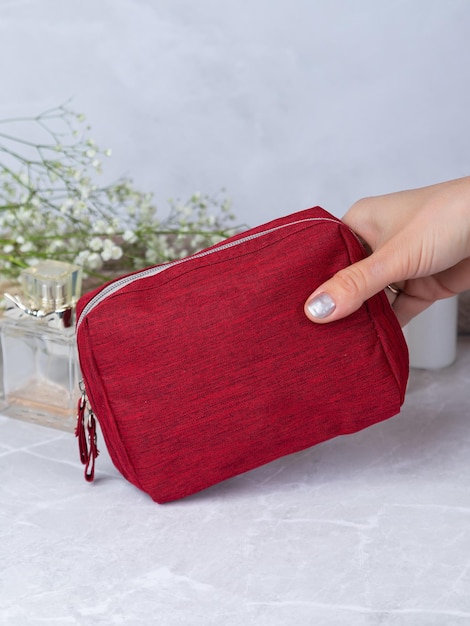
[403,296,458,369]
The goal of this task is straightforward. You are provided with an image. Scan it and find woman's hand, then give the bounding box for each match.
[305,177,470,327]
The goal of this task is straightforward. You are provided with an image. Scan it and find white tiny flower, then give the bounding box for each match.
[123,229,138,244]
[88,237,103,251]
[3,244,14,254]
[60,203,69,214]
[72,200,87,217]
[47,239,64,253]
[74,250,90,265]
[93,219,107,233]
[86,149,96,158]
[145,249,159,264]
[100,248,111,262]
[181,205,193,218]
[111,245,123,260]
[163,246,176,259]
[101,241,122,262]
[17,207,32,222]
[126,204,136,217]
[86,252,103,270]
[104,148,112,157]
[78,186,89,200]
[19,241,34,253]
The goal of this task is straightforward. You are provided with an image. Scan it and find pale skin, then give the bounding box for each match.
[304,176,470,327]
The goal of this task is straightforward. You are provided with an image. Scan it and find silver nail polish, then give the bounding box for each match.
[307,293,336,319]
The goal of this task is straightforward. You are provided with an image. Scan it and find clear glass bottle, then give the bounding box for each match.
[0,260,82,431]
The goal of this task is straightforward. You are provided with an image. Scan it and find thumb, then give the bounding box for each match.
[304,253,394,323]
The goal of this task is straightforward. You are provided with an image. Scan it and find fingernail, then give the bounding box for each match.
[306,293,336,319]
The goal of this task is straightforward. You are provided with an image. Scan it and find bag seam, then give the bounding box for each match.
[338,226,406,401]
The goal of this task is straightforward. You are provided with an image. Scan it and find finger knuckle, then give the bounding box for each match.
[334,267,367,298]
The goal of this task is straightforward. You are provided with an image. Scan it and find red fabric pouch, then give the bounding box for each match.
[75,206,408,503]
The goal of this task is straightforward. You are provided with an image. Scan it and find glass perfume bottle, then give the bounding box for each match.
[0,260,82,431]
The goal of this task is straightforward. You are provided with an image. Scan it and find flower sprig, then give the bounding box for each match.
[0,103,240,288]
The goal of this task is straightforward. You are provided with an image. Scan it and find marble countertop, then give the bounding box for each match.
[1,339,470,626]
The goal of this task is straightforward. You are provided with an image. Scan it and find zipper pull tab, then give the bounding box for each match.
[75,381,100,482]
[84,407,99,482]
[75,384,88,465]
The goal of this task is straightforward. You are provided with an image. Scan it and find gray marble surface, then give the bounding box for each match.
[1,339,470,625]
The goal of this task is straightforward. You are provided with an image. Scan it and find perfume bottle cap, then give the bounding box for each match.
[20,260,82,313]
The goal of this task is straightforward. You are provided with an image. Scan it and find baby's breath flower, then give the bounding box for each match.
[47,239,65,253]
[101,241,122,262]
[92,219,107,234]
[78,185,89,200]
[123,229,137,244]
[181,205,193,218]
[59,198,73,213]
[19,241,34,253]
[74,250,90,265]
[72,200,87,217]
[86,252,103,271]
[88,237,103,252]
[145,249,159,264]
[0,103,239,283]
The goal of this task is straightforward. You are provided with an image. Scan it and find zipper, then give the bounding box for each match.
[76,216,344,331]
[75,380,99,482]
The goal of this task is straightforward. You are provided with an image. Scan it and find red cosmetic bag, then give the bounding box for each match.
[75,207,409,503]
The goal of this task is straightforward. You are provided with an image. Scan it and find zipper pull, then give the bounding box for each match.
[75,384,88,465]
[84,407,99,482]
[75,381,100,482]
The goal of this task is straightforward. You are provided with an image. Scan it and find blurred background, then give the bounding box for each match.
[0,0,469,225]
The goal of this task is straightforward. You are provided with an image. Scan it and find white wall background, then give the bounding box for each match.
[1,0,469,225]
